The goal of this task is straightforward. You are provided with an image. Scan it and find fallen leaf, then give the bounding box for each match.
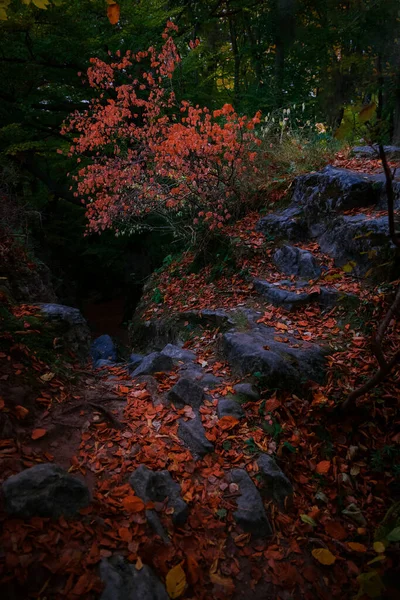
[347,542,367,553]
[186,554,200,585]
[166,563,186,599]
[118,527,132,542]
[218,415,239,431]
[324,520,347,541]
[122,495,145,513]
[210,571,235,591]
[373,542,385,554]
[40,372,55,382]
[315,460,331,475]
[312,548,336,565]
[31,428,47,440]
[14,405,29,419]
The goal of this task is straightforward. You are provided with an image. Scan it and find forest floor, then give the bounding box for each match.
[0,155,400,600]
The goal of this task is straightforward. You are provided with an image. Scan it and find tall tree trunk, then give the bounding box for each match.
[273,0,296,109]
[392,67,400,144]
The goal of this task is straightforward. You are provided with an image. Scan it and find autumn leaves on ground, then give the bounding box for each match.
[0,151,399,599]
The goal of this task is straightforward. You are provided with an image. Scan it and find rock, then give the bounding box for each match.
[233,383,260,402]
[256,206,305,242]
[131,352,173,377]
[254,279,358,311]
[273,245,321,279]
[100,556,169,600]
[217,398,245,420]
[129,465,188,527]
[257,454,293,509]
[167,378,204,409]
[352,145,400,159]
[178,417,214,458]
[93,359,116,369]
[318,213,393,276]
[230,468,272,536]
[222,325,326,389]
[161,343,196,363]
[2,463,90,518]
[177,364,221,389]
[37,303,91,361]
[253,279,313,310]
[200,373,221,389]
[91,334,117,363]
[129,353,144,370]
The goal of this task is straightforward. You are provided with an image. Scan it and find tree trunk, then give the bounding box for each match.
[228,15,240,107]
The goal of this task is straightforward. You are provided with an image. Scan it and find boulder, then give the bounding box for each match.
[230,469,272,536]
[253,279,313,310]
[37,303,91,360]
[273,245,321,279]
[177,364,221,389]
[318,214,394,275]
[2,463,90,518]
[91,334,117,363]
[161,343,196,363]
[100,556,169,600]
[129,353,144,370]
[222,325,326,389]
[217,398,245,420]
[129,465,188,527]
[352,145,400,159]
[93,359,116,369]
[131,352,173,377]
[178,417,214,458]
[233,383,260,402]
[256,206,305,242]
[167,378,204,409]
[257,454,293,509]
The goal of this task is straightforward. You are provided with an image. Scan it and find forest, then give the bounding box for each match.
[0,1,400,599]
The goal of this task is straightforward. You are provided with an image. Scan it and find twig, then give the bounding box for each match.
[62,401,123,429]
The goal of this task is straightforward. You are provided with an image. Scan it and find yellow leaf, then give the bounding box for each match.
[373,541,386,554]
[342,261,356,273]
[32,0,50,9]
[107,2,120,25]
[40,372,55,382]
[0,7,7,20]
[312,548,336,565]
[166,564,186,599]
[347,542,367,553]
[358,102,376,124]
[210,571,235,591]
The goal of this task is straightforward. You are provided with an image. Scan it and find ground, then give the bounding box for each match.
[0,154,399,600]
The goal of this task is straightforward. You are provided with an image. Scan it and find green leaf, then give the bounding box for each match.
[300,514,316,527]
[386,526,400,542]
[216,508,227,519]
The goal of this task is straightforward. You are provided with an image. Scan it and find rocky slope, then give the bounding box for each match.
[1,152,400,600]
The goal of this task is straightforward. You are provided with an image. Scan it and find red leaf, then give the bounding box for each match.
[31,428,47,440]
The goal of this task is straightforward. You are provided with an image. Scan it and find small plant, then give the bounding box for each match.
[151,287,164,304]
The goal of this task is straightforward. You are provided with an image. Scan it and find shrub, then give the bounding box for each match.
[62,22,261,240]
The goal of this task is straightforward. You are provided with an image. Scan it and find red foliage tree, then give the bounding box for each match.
[62,22,261,236]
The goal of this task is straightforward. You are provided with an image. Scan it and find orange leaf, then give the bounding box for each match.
[276,322,288,330]
[31,428,47,440]
[315,460,331,475]
[14,405,29,419]
[122,495,145,513]
[347,542,367,553]
[209,572,235,591]
[218,416,239,431]
[324,520,347,541]
[186,554,200,585]
[107,2,120,25]
[118,527,132,542]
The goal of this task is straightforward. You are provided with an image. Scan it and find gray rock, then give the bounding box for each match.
[222,325,326,389]
[37,303,91,361]
[254,279,358,311]
[230,469,272,536]
[178,417,214,458]
[91,334,117,362]
[200,373,221,389]
[100,556,168,600]
[254,279,313,310]
[131,352,173,377]
[257,454,293,510]
[161,343,196,363]
[256,206,305,242]
[318,213,393,276]
[217,398,245,420]
[167,378,204,409]
[352,145,400,159]
[177,364,221,389]
[2,463,91,518]
[129,353,144,370]
[273,245,321,279]
[129,465,188,527]
[93,359,116,369]
[233,383,260,402]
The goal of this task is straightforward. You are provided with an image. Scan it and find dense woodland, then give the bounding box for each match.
[1,2,400,600]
